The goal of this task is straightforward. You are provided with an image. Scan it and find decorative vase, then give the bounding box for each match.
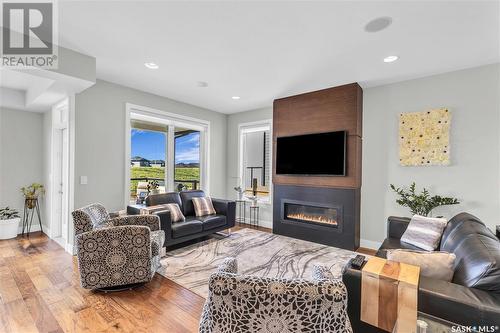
[0,217,20,240]
[238,192,244,201]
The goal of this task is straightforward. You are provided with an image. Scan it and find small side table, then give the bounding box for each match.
[249,205,260,227]
[235,200,247,225]
[361,257,419,333]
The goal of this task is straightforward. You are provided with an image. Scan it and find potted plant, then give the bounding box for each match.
[233,186,244,200]
[0,207,21,240]
[390,182,460,217]
[21,183,45,208]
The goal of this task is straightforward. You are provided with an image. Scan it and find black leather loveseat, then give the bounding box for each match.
[343,212,500,332]
[127,190,236,247]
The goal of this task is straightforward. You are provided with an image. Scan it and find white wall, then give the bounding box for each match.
[361,64,500,246]
[74,79,228,212]
[0,108,46,229]
[226,107,273,227]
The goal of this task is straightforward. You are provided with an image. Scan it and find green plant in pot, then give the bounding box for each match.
[390,182,460,217]
[0,207,21,240]
[21,183,45,209]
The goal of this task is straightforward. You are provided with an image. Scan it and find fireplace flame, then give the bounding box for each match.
[287,212,337,225]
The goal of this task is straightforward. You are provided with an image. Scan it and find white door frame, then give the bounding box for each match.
[48,96,75,254]
[124,103,210,207]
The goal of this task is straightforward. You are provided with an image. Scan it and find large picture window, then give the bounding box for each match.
[126,104,209,205]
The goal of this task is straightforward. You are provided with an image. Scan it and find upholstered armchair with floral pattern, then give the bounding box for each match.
[199,257,352,333]
[72,203,165,290]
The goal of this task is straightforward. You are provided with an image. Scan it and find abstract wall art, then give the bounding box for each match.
[399,108,451,166]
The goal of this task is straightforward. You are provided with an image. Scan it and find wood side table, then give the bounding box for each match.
[361,257,420,333]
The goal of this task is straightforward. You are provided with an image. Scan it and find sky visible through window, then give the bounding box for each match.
[131,129,200,164]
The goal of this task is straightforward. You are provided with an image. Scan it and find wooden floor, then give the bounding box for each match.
[0,231,205,333]
[0,225,376,333]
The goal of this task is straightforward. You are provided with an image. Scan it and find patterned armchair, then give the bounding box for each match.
[72,203,165,290]
[199,258,352,333]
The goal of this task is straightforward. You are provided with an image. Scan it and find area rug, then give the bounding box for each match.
[157,228,357,298]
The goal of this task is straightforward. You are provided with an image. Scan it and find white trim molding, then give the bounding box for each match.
[237,119,273,205]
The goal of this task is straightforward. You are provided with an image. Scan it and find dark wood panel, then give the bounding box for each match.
[272,83,363,189]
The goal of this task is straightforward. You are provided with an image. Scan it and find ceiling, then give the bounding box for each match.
[58,1,500,114]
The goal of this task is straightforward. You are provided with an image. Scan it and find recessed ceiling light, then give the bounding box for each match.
[383,55,399,63]
[232,96,241,100]
[197,81,208,87]
[364,17,393,33]
[144,62,159,69]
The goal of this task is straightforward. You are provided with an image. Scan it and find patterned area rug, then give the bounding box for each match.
[157,228,357,298]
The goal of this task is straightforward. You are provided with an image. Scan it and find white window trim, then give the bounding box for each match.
[238,119,273,205]
[125,103,210,207]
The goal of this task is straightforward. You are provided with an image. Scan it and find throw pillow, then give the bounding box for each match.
[401,215,448,251]
[192,197,216,217]
[164,203,185,223]
[387,249,456,281]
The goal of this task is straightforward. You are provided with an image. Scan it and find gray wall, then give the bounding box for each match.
[226,107,273,226]
[74,80,227,211]
[0,108,45,227]
[361,64,500,246]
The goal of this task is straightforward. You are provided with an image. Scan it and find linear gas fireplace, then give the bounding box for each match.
[284,202,339,228]
[274,185,360,250]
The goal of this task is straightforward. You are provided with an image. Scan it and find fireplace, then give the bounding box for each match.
[283,202,339,228]
[274,185,359,250]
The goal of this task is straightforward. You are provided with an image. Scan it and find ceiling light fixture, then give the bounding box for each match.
[232,96,241,100]
[383,55,399,63]
[144,62,159,69]
[364,17,393,33]
[197,81,208,87]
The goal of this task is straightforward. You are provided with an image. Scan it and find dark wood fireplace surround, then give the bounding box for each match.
[272,83,362,251]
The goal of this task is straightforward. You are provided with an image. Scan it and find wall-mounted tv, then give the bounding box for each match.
[276,131,346,176]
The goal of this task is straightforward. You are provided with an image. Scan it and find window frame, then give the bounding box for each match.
[238,119,273,204]
[125,103,210,207]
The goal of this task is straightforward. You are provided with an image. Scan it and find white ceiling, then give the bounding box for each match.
[58,1,500,114]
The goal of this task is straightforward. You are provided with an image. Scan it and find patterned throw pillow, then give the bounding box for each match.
[192,197,216,217]
[401,215,448,251]
[387,249,456,281]
[164,203,185,223]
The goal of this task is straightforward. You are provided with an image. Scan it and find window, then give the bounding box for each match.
[174,128,201,191]
[130,123,167,203]
[126,104,209,205]
[239,121,272,203]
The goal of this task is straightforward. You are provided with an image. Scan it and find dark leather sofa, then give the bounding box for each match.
[343,212,500,331]
[127,190,236,247]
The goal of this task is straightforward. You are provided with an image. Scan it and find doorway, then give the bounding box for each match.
[50,100,70,249]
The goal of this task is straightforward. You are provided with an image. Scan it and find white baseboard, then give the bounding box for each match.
[360,238,382,250]
[17,224,50,235]
[238,218,273,229]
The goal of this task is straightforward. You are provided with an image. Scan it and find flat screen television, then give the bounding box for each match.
[276,131,346,176]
